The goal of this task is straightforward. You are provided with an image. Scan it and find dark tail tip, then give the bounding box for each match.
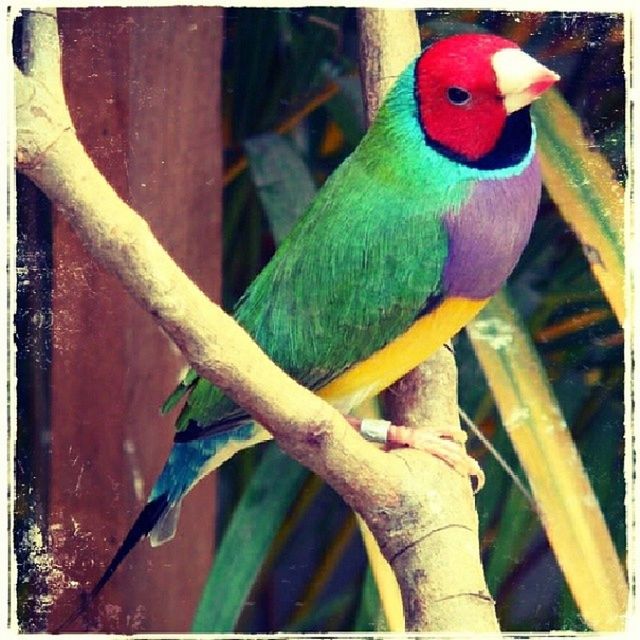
[51,494,169,633]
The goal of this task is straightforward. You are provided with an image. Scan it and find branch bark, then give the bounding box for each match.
[14,7,498,632]
[358,9,499,631]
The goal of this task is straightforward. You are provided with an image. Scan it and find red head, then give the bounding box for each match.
[415,34,559,162]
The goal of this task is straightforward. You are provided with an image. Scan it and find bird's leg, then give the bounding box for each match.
[346,416,485,491]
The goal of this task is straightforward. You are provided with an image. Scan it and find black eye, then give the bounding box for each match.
[447,87,471,106]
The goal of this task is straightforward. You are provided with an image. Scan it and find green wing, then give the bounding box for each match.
[169,64,472,432]
[173,161,459,430]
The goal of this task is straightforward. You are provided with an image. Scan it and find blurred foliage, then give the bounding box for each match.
[201,8,626,634]
[468,290,626,631]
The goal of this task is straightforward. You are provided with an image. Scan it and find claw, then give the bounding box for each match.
[347,415,484,492]
[388,425,485,492]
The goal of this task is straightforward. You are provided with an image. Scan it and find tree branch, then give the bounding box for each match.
[14,8,498,631]
[358,9,499,631]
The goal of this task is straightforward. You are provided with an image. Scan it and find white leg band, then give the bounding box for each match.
[359,418,391,444]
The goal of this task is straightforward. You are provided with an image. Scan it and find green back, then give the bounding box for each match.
[175,62,472,430]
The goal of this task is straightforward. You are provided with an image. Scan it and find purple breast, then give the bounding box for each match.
[442,157,542,299]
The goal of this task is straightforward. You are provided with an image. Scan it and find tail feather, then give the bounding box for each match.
[53,494,169,633]
[149,500,182,547]
[54,423,269,632]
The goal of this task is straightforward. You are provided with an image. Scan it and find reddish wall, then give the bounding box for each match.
[46,7,223,632]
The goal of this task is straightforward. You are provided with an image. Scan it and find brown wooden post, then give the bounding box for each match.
[46,7,223,632]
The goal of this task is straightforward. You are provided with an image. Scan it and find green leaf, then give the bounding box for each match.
[244,133,317,244]
[352,565,383,631]
[286,8,345,98]
[324,76,365,151]
[532,91,624,323]
[228,9,281,139]
[286,592,354,632]
[485,486,537,595]
[192,443,308,631]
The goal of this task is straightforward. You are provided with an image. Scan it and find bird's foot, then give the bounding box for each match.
[347,416,484,492]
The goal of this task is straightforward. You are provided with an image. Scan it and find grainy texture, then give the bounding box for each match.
[358,9,421,120]
[21,7,223,632]
[383,355,499,631]
[15,8,496,633]
[358,8,499,632]
[468,292,627,630]
[15,0,386,542]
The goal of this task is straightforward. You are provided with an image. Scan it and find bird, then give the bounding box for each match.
[57,32,559,629]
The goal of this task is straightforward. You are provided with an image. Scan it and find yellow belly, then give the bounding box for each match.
[318,296,488,409]
[189,296,489,496]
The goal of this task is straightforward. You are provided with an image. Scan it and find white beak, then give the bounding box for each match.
[492,48,560,114]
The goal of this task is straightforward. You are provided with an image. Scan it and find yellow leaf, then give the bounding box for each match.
[467,291,628,631]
